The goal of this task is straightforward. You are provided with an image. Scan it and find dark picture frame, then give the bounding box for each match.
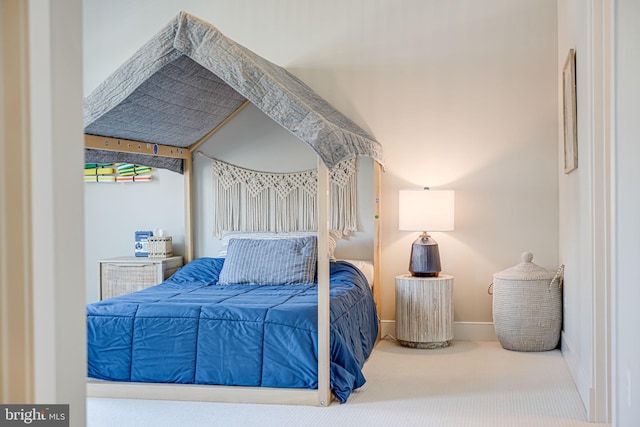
[562,49,578,174]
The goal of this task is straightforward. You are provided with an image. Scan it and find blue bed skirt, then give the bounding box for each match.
[87,258,378,403]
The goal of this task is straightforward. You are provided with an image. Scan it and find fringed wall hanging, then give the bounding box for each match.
[198,153,358,237]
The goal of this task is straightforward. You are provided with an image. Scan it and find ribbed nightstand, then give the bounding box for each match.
[395,274,454,348]
[98,256,183,300]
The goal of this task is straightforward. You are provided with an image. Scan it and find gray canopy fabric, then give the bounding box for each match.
[84,11,384,173]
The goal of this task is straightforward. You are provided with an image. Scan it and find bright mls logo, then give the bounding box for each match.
[0,405,68,426]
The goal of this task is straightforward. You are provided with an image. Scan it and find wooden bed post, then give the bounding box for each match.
[183,155,194,263]
[373,161,382,339]
[316,158,331,406]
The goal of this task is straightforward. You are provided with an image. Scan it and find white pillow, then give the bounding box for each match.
[339,259,374,289]
[217,230,342,259]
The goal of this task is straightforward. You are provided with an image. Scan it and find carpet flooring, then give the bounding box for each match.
[87,339,611,427]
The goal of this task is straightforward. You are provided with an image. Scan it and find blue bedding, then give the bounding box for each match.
[87,258,378,403]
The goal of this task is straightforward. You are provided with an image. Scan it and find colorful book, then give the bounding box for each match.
[84,163,112,169]
[84,163,153,183]
[116,164,153,176]
[118,167,153,176]
[84,167,115,176]
[115,174,152,182]
[84,175,116,182]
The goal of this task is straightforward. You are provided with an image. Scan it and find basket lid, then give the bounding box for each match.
[493,251,554,281]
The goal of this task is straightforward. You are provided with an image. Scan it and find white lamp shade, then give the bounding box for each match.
[399,189,455,231]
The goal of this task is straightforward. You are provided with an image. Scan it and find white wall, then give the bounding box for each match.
[557,1,615,421]
[557,0,594,413]
[84,169,185,302]
[83,1,559,338]
[613,1,640,424]
[373,1,559,330]
[29,0,86,425]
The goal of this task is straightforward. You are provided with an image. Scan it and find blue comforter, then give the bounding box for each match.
[87,258,378,403]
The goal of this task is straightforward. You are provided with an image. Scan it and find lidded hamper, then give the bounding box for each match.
[492,251,562,352]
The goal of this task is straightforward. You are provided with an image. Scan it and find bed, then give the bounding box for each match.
[84,11,384,406]
[88,255,377,403]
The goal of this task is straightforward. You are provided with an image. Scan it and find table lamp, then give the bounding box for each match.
[399,188,455,277]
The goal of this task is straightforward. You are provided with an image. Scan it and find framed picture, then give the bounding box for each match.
[562,49,577,174]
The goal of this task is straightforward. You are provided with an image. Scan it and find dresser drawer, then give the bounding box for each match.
[98,256,183,300]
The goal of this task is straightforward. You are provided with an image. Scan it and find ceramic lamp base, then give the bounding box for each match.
[409,233,441,277]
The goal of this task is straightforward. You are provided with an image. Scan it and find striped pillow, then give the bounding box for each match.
[217,236,317,285]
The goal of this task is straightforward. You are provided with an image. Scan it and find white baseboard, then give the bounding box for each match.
[379,320,396,340]
[454,321,497,341]
[380,320,497,342]
[561,331,590,412]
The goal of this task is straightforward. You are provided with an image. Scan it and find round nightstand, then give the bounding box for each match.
[395,274,454,349]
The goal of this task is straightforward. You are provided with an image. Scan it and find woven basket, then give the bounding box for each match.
[491,252,563,352]
[148,236,173,258]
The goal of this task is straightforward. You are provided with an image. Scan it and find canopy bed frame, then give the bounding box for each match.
[84,11,384,406]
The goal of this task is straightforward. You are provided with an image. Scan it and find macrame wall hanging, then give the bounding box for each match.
[198,153,358,237]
